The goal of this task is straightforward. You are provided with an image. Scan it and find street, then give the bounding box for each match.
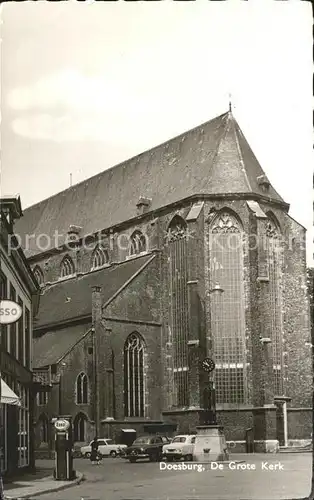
[37,453,312,500]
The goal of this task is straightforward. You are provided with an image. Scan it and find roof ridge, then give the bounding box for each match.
[56,327,92,366]
[231,115,253,192]
[103,253,156,309]
[205,113,230,183]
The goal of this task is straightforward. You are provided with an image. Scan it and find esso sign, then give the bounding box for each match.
[0,300,23,325]
[54,419,70,432]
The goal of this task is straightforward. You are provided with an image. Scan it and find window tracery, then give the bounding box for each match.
[60,255,75,277]
[124,333,145,417]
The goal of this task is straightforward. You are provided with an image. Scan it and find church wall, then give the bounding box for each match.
[55,330,94,419]
[257,205,312,408]
[287,409,312,441]
[275,213,311,407]
[102,320,162,421]
[29,216,160,283]
[101,253,163,421]
[29,195,311,444]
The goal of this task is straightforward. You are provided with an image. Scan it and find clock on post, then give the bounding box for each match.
[201,357,215,373]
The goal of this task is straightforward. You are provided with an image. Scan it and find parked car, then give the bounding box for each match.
[80,438,127,458]
[162,434,196,461]
[125,435,170,463]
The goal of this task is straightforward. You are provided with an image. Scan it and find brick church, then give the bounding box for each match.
[14,109,311,453]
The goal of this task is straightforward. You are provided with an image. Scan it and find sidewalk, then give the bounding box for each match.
[3,472,84,499]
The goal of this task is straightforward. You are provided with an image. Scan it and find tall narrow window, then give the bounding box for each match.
[91,246,109,270]
[17,384,30,467]
[208,211,247,404]
[60,255,75,278]
[266,215,283,395]
[76,372,88,404]
[167,215,189,408]
[10,284,17,358]
[73,413,87,442]
[33,266,44,286]
[25,308,31,369]
[0,271,8,351]
[124,333,145,417]
[37,391,48,406]
[129,231,147,256]
[17,297,24,364]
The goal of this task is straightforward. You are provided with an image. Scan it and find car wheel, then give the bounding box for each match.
[149,453,158,462]
[185,454,193,462]
[129,457,137,463]
[85,452,91,459]
[110,450,117,458]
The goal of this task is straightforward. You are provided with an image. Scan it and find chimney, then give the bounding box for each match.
[257,175,270,191]
[136,197,152,216]
[66,225,82,248]
[92,286,102,325]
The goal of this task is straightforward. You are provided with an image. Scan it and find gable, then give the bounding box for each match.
[104,254,160,324]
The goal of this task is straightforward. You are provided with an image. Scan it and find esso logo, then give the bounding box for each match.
[54,419,70,432]
[0,300,23,325]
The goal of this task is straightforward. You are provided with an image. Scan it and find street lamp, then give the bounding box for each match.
[200,283,224,426]
[207,283,224,296]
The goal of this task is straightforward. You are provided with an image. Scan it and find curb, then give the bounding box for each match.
[4,472,84,499]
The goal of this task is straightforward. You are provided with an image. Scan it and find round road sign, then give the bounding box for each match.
[54,419,70,432]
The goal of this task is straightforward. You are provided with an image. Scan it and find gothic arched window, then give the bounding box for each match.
[73,413,87,442]
[266,214,283,395]
[129,231,147,256]
[33,265,44,286]
[124,333,145,417]
[91,246,109,270]
[76,372,88,405]
[167,215,189,408]
[208,210,246,405]
[60,255,75,278]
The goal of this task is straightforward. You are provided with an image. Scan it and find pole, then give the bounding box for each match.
[0,375,3,500]
[92,327,99,437]
[58,377,62,415]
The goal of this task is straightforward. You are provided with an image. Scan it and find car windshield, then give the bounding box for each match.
[133,437,151,445]
[172,436,187,443]
[104,439,113,444]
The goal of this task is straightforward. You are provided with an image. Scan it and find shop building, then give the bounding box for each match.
[0,196,40,476]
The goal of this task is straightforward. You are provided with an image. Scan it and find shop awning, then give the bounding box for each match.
[0,378,21,406]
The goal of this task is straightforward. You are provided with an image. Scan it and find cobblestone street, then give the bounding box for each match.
[34,454,312,500]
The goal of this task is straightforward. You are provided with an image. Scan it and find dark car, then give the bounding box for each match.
[125,435,170,463]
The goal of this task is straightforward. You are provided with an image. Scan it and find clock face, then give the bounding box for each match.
[201,357,215,372]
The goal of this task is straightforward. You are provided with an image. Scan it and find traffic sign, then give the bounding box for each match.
[0,300,23,325]
[54,419,70,432]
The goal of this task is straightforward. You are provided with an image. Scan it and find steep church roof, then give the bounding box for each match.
[33,324,90,368]
[34,253,154,330]
[15,111,287,257]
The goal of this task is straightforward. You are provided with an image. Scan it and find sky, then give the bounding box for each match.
[0,1,313,264]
